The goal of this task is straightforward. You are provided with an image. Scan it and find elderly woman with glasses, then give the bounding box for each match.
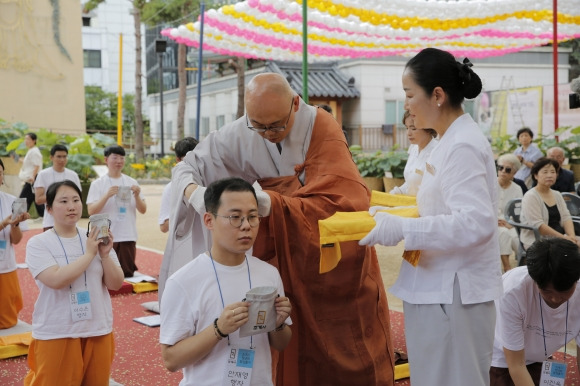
[496,154,523,272]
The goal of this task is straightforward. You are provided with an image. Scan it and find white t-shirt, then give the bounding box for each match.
[34,167,82,228]
[26,227,120,339]
[19,146,43,182]
[86,174,144,242]
[158,182,171,225]
[160,253,290,386]
[491,266,580,368]
[0,191,29,273]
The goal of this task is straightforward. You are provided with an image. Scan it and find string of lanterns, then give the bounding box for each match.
[161,0,580,61]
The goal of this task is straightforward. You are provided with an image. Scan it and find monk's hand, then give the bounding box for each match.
[359,212,404,246]
[187,184,207,215]
[252,181,271,216]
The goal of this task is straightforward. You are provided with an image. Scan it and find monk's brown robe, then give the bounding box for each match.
[255,109,394,385]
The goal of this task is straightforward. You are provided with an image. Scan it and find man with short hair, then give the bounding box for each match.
[164,73,395,385]
[490,237,580,385]
[160,177,292,385]
[18,132,44,217]
[158,137,199,233]
[34,144,81,231]
[545,147,575,193]
[87,145,146,277]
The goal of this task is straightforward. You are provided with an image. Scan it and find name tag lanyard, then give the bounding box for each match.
[0,201,7,252]
[539,293,568,359]
[209,252,253,348]
[54,229,87,291]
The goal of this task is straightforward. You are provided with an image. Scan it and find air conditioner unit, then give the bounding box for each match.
[382,124,394,135]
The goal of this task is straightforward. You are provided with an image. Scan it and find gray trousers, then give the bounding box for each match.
[403,276,496,386]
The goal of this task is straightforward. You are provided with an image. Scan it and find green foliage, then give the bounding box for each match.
[555,126,580,163]
[142,0,206,27]
[379,147,409,179]
[350,145,408,178]
[0,119,27,157]
[122,154,176,180]
[491,125,580,164]
[85,86,118,133]
[0,119,117,183]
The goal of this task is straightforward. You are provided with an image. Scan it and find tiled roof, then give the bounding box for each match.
[266,61,360,99]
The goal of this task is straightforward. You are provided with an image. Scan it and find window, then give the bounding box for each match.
[385,100,406,127]
[216,115,225,130]
[189,118,197,137]
[202,117,210,137]
[84,50,101,68]
[166,121,173,141]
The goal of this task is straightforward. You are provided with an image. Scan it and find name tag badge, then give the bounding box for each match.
[70,290,93,322]
[0,240,6,260]
[116,206,127,221]
[540,359,567,385]
[425,163,436,176]
[222,346,254,386]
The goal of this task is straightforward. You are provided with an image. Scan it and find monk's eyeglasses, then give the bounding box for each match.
[246,99,293,133]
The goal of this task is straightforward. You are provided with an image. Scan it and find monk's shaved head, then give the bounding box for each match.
[244,73,299,143]
[245,73,294,105]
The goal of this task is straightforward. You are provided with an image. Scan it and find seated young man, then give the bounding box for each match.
[490,237,580,385]
[160,177,292,385]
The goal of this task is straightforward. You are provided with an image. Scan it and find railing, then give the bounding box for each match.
[345,125,410,151]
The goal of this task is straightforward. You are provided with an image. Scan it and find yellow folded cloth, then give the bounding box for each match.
[319,194,420,273]
[0,331,32,360]
[128,281,159,293]
[370,190,417,207]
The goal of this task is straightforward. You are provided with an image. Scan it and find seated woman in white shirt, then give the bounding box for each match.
[390,110,438,196]
[496,154,523,272]
[520,157,578,252]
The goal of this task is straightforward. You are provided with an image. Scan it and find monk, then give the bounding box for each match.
[161,73,394,385]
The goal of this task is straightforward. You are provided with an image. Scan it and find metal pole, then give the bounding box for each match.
[302,0,308,104]
[117,34,123,145]
[158,53,165,157]
[195,2,205,140]
[553,0,559,134]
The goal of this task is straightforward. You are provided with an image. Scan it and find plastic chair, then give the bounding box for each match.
[504,198,541,266]
[562,193,580,234]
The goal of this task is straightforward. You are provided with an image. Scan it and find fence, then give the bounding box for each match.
[345,125,410,151]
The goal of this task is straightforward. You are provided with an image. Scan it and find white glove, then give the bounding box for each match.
[252,181,271,216]
[389,186,403,195]
[188,185,207,215]
[369,206,389,216]
[359,212,404,246]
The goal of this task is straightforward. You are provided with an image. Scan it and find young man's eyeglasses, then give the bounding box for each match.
[497,165,512,174]
[213,213,262,228]
[246,99,293,133]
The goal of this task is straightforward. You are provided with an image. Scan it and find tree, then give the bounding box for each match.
[84,0,147,160]
[85,86,117,133]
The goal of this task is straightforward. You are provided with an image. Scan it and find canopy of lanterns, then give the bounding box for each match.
[162,0,580,61]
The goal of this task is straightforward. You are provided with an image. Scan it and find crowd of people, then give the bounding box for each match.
[1,47,580,386]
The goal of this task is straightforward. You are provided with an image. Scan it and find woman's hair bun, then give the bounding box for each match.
[457,58,482,99]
